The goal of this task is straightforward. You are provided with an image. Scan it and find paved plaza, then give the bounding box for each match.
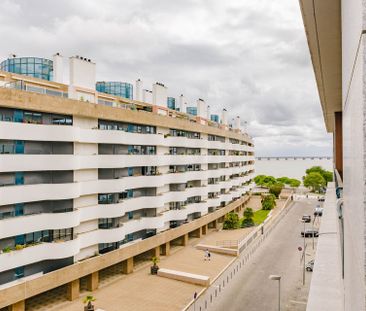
[26,196,286,311]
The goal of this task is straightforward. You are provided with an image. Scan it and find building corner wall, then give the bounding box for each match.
[342,0,366,308]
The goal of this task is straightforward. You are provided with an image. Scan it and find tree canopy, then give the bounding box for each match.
[269,183,283,198]
[253,175,277,188]
[305,166,333,183]
[303,172,326,192]
[254,175,301,189]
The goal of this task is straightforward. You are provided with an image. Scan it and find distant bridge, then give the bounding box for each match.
[256,156,332,161]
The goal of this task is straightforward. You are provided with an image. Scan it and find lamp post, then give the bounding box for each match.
[269,274,281,311]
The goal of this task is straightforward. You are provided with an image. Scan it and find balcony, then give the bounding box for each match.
[306,179,344,311]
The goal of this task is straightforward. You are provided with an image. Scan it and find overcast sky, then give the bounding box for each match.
[0,0,332,156]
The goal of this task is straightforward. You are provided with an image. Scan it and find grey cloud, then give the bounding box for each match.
[0,0,331,157]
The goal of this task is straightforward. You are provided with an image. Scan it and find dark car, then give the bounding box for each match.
[301,229,319,237]
[306,260,315,272]
[302,215,311,223]
[314,207,323,216]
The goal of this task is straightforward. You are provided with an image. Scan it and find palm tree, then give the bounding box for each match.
[84,295,96,311]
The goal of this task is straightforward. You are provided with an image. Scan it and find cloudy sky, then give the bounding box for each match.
[0,0,332,156]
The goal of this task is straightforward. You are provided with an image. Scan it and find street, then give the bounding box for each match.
[210,199,318,311]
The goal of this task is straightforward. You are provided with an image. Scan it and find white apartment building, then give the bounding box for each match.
[0,54,254,310]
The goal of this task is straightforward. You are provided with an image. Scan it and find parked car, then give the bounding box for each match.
[301,229,319,237]
[314,207,324,216]
[306,260,315,271]
[302,215,311,223]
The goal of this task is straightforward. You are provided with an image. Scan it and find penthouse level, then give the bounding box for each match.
[0,57,254,310]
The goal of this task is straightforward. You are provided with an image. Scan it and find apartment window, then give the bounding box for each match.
[53,228,73,241]
[24,112,42,124]
[51,114,72,125]
[14,267,24,279]
[98,193,115,204]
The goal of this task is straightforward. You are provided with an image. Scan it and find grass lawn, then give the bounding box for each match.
[252,209,271,225]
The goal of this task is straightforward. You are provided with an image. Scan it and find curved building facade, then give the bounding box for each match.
[0,57,53,81]
[0,61,254,310]
[96,81,133,100]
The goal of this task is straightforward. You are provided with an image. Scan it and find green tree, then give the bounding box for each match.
[303,172,326,192]
[289,179,301,188]
[241,208,254,227]
[269,183,284,198]
[305,166,333,182]
[276,177,291,184]
[254,175,277,188]
[223,212,240,229]
[262,194,276,210]
[254,175,266,186]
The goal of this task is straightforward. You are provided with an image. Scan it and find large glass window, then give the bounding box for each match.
[96,82,133,100]
[0,57,53,81]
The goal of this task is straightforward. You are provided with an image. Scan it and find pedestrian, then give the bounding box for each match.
[208,251,211,261]
[204,249,209,261]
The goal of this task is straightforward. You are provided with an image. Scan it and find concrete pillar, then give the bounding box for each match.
[161,242,171,256]
[153,246,160,259]
[86,271,99,291]
[122,257,134,274]
[202,224,208,235]
[66,279,80,301]
[9,301,25,311]
[182,233,189,246]
[213,219,219,228]
[196,227,202,238]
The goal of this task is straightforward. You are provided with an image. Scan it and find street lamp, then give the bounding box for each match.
[269,274,281,311]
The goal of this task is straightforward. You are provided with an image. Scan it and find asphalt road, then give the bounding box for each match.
[210,199,317,311]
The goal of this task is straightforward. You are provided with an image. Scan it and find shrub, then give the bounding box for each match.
[223,212,240,229]
[241,208,255,227]
[2,246,11,253]
[15,244,24,251]
[262,194,276,210]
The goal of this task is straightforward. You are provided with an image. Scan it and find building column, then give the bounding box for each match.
[202,224,208,235]
[153,246,160,259]
[161,242,170,256]
[66,279,80,301]
[122,257,134,274]
[195,227,202,238]
[9,301,25,311]
[86,271,99,291]
[212,219,219,228]
[182,233,189,246]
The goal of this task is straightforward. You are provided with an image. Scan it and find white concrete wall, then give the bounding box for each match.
[69,56,96,90]
[152,83,168,107]
[342,1,366,308]
[342,39,365,311]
